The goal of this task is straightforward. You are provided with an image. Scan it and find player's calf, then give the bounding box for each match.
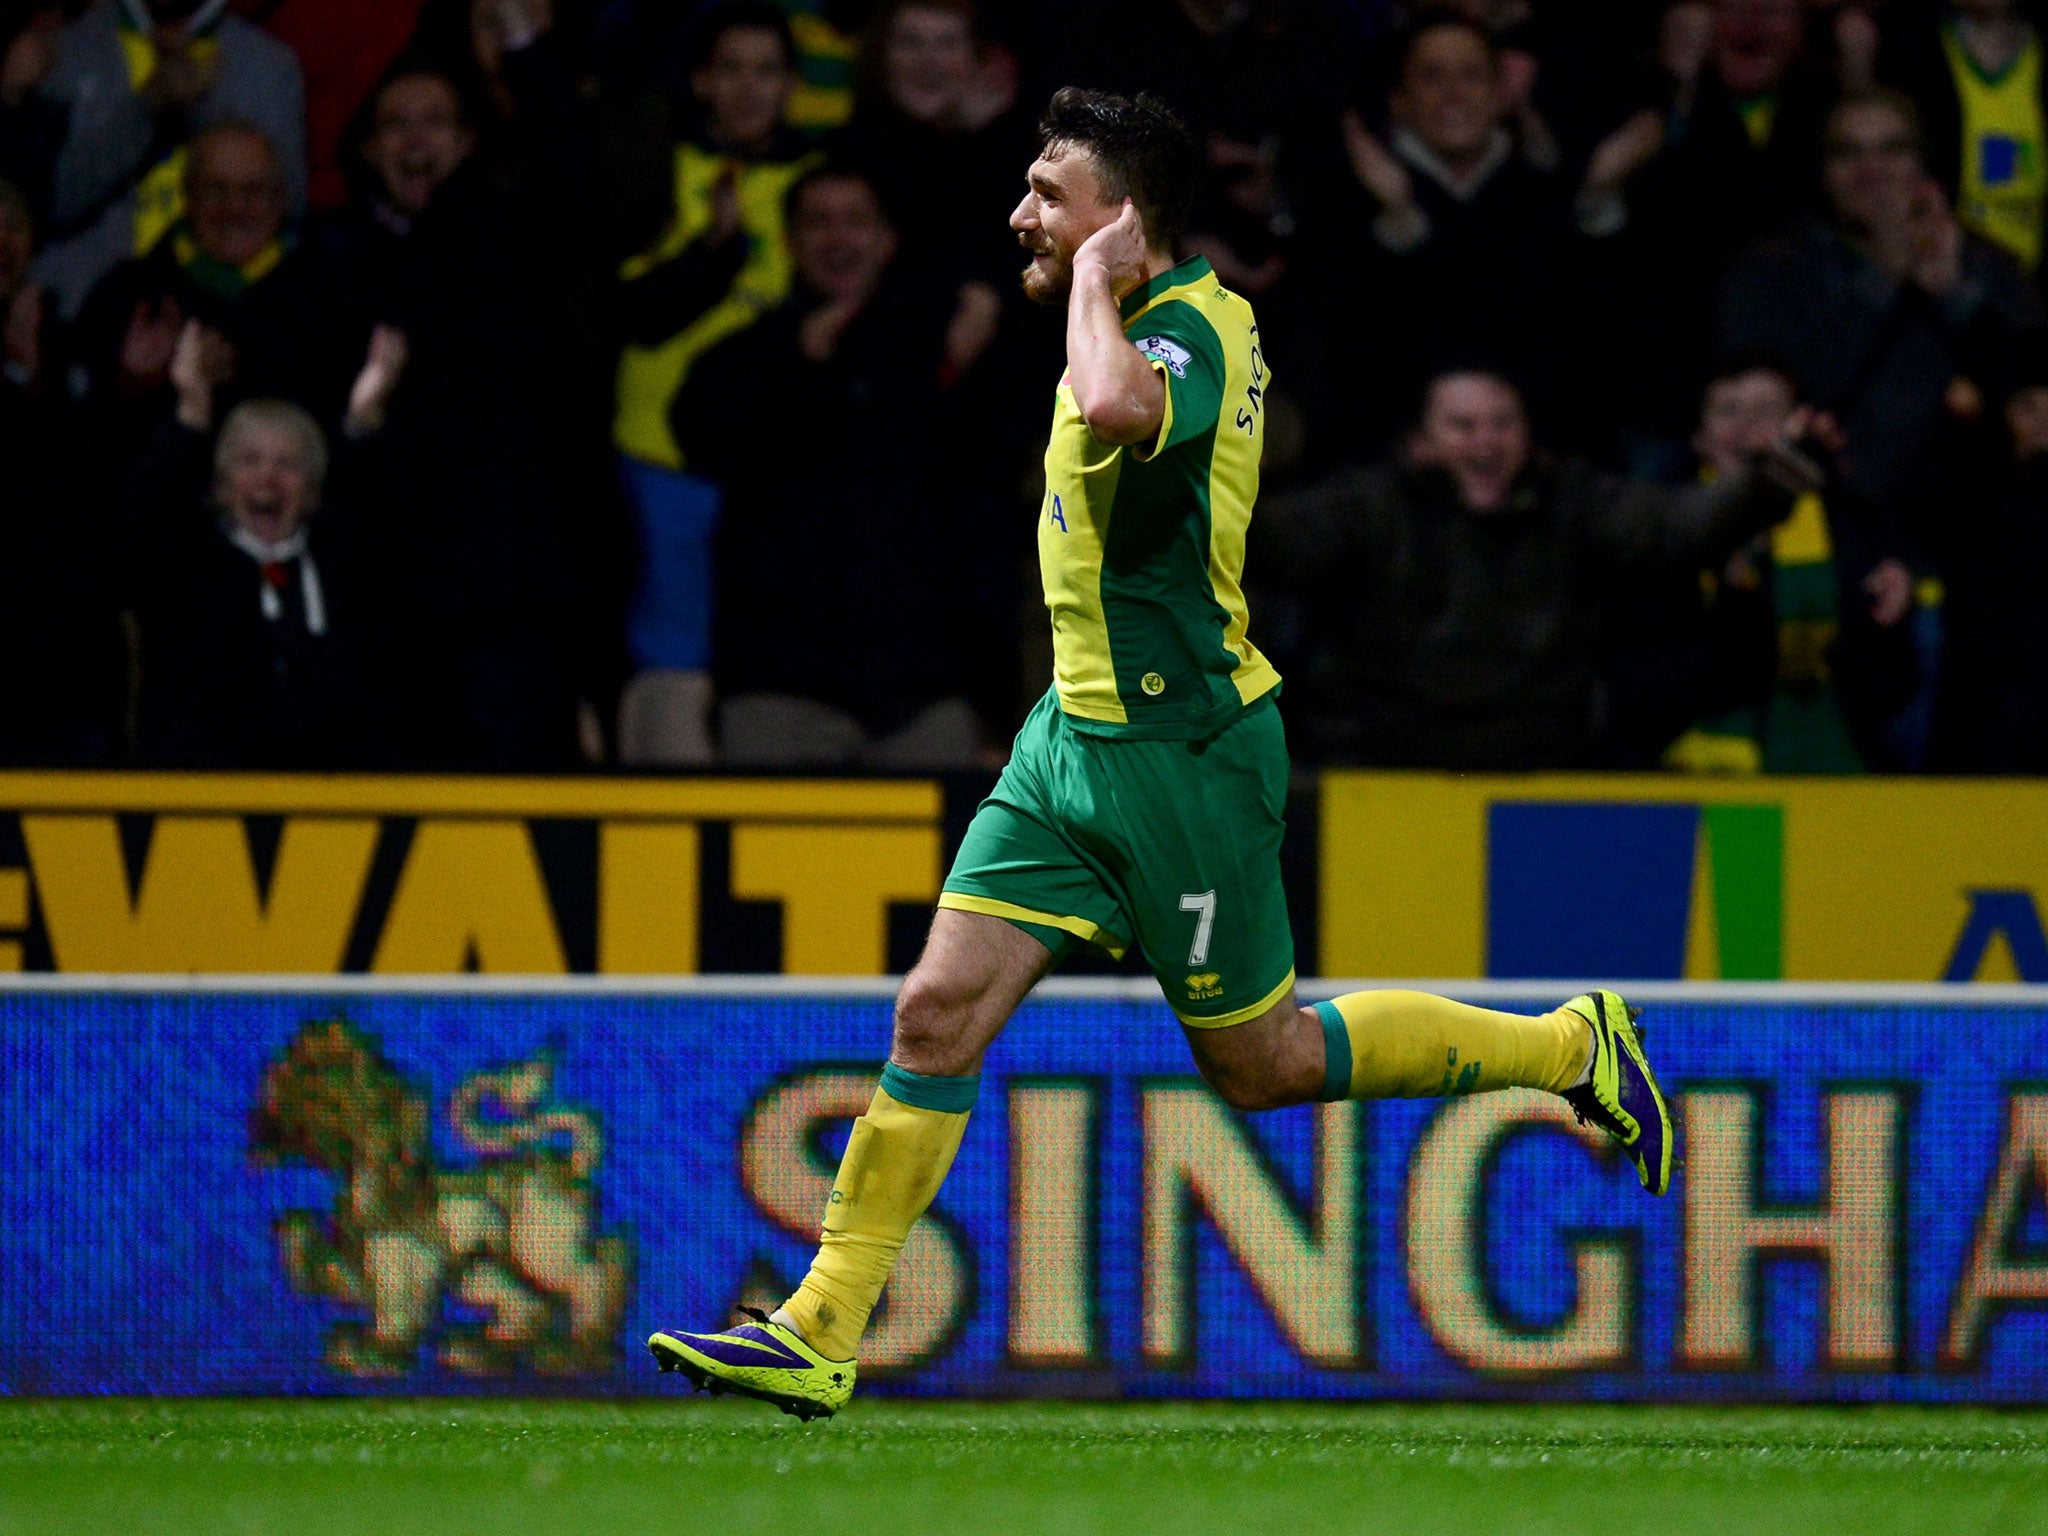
[1183,995,1329,1111]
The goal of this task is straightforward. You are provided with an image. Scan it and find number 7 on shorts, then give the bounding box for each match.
[1180,890,1217,967]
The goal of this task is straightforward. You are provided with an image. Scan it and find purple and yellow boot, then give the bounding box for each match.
[1559,989,1675,1196]
[649,1307,855,1421]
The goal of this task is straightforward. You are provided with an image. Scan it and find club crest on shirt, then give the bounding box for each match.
[1136,336,1191,377]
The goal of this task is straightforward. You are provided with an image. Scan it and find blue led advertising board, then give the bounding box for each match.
[2,985,2045,1401]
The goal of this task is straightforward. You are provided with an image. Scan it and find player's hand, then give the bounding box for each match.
[705,165,742,247]
[1580,109,1663,203]
[1659,2,1715,88]
[1834,4,1881,92]
[119,298,185,389]
[4,281,44,384]
[1072,199,1150,299]
[345,323,409,436]
[1907,178,1964,297]
[959,42,1017,131]
[141,27,217,109]
[1863,558,1913,627]
[1341,110,1414,214]
[1754,404,1828,498]
[1497,48,1539,115]
[1,10,59,109]
[169,319,235,429]
[943,280,1001,380]
[799,296,861,362]
[471,0,552,67]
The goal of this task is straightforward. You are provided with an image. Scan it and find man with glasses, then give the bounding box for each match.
[1721,89,2043,765]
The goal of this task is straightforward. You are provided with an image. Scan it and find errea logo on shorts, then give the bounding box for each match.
[1185,973,1224,1001]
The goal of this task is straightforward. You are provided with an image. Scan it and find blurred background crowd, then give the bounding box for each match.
[1,0,2044,776]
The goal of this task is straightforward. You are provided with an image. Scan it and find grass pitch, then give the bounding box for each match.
[3,1398,2047,1536]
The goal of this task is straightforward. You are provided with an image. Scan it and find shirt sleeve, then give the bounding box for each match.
[1128,301,1227,459]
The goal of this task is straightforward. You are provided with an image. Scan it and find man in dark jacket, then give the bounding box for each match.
[1881,0,2048,276]
[1331,14,1587,442]
[29,0,306,314]
[124,318,396,768]
[304,55,601,769]
[1927,332,2048,772]
[71,121,338,493]
[1602,0,1839,456]
[1721,88,2044,765]
[1259,368,1819,769]
[1721,89,2043,531]
[674,164,1009,768]
[0,176,125,763]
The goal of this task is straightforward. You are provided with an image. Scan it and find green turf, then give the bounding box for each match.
[4,1398,2048,1536]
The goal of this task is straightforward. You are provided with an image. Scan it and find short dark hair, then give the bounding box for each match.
[695,0,798,71]
[784,161,889,228]
[1421,367,1524,414]
[1825,87,1925,156]
[1037,87,1197,253]
[1703,349,1804,404]
[872,0,982,46]
[1398,7,1496,74]
[370,59,476,128]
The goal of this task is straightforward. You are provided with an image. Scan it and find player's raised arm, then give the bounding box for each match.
[1065,199,1166,446]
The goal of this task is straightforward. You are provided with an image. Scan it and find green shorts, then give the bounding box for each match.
[939,687,1296,1027]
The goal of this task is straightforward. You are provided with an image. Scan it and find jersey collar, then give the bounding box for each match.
[1119,255,1213,321]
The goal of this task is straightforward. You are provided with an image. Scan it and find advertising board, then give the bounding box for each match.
[4,981,2045,1402]
[1322,774,2048,982]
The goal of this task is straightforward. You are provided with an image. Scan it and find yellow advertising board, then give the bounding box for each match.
[1320,774,2048,982]
[5,770,2043,981]
[0,773,943,974]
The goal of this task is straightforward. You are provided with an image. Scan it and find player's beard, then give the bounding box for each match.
[1020,245,1072,305]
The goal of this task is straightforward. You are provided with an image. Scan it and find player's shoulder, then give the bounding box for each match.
[1129,289,1252,367]
[1162,262,1255,318]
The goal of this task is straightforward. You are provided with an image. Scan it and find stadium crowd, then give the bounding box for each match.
[0,0,2044,774]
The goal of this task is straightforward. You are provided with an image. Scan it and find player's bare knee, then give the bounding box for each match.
[1216,1071,1295,1113]
[1192,1050,1291,1113]
[891,969,981,1073]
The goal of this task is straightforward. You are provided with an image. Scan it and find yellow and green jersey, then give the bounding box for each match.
[1037,255,1281,740]
[613,142,818,470]
[1944,19,2047,270]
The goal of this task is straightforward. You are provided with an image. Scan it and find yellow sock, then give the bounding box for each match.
[1312,990,1587,1100]
[780,1070,974,1361]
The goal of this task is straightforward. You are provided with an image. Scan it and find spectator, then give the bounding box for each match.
[71,121,336,483]
[840,0,1025,291]
[258,0,427,209]
[1432,0,1563,167]
[1323,13,1649,450]
[0,5,66,219]
[611,1,816,766]
[0,175,125,762]
[1663,355,1915,773]
[674,165,1008,769]
[1926,332,2048,772]
[28,0,306,316]
[306,56,595,769]
[124,320,397,768]
[1720,89,2043,762]
[1656,0,1834,214]
[1882,0,2048,275]
[0,172,40,379]
[1258,368,1818,769]
[1419,0,1662,171]
[1603,0,1841,463]
[1023,0,1351,358]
